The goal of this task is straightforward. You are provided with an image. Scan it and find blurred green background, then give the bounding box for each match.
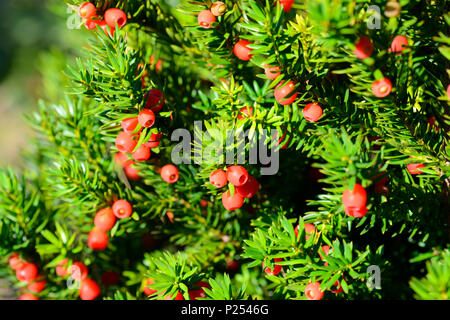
[0,0,86,169]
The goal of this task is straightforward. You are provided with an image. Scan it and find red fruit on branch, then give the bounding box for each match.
[94,207,116,231]
[112,199,133,219]
[145,89,165,112]
[210,169,227,188]
[70,262,88,281]
[146,132,162,148]
[342,184,367,209]
[188,281,211,300]
[344,205,368,218]
[78,3,96,19]
[114,152,131,167]
[237,106,253,119]
[121,117,140,134]
[407,163,426,175]
[132,144,151,162]
[28,275,46,293]
[56,259,69,277]
[87,227,109,250]
[303,103,323,122]
[83,16,99,30]
[278,0,294,12]
[16,263,38,283]
[160,164,179,183]
[264,66,281,80]
[79,279,100,300]
[150,55,163,73]
[372,78,392,98]
[389,35,408,55]
[274,81,297,105]
[198,10,216,28]
[236,175,259,199]
[9,253,23,270]
[226,165,249,187]
[19,293,39,300]
[295,223,316,241]
[233,40,253,61]
[115,131,137,153]
[263,258,282,276]
[96,20,115,36]
[124,163,141,180]
[354,36,374,59]
[331,280,344,294]
[143,278,158,296]
[104,8,127,29]
[305,282,324,300]
[211,2,226,16]
[138,109,155,128]
[222,190,244,211]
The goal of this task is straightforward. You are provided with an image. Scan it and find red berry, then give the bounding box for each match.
[146,132,162,148]
[235,175,259,199]
[87,227,109,251]
[200,199,208,207]
[166,211,175,223]
[174,291,185,300]
[9,253,23,270]
[274,81,297,105]
[226,260,240,272]
[226,165,249,187]
[372,78,392,98]
[19,293,39,300]
[16,263,38,283]
[389,35,408,55]
[344,205,368,218]
[132,144,151,162]
[145,89,165,112]
[56,259,68,277]
[160,164,179,183]
[331,280,344,294]
[101,271,120,287]
[124,163,141,180]
[233,40,253,61]
[407,163,426,175]
[209,169,227,188]
[79,279,101,300]
[278,0,294,12]
[78,3,96,19]
[188,281,210,300]
[305,281,324,300]
[303,103,323,122]
[198,10,216,28]
[114,152,131,167]
[138,109,156,128]
[143,278,158,296]
[354,36,374,59]
[104,8,127,29]
[115,131,137,153]
[94,207,116,231]
[150,55,163,73]
[342,184,367,208]
[121,117,140,135]
[427,116,439,132]
[28,275,46,293]
[112,199,133,219]
[263,258,282,276]
[96,19,115,36]
[295,223,316,241]
[211,2,226,16]
[222,190,244,211]
[447,84,450,100]
[264,66,281,79]
[71,262,89,282]
[319,245,330,266]
[237,106,254,119]
[84,16,99,30]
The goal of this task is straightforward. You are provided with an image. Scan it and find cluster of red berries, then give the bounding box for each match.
[8,254,46,300]
[87,200,133,251]
[407,156,426,175]
[342,183,368,218]
[354,35,409,98]
[143,279,210,300]
[209,165,259,211]
[78,3,127,35]
[114,90,164,163]
[262,223,344,300]
[55,259,101,300]
[198,2,226,28]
